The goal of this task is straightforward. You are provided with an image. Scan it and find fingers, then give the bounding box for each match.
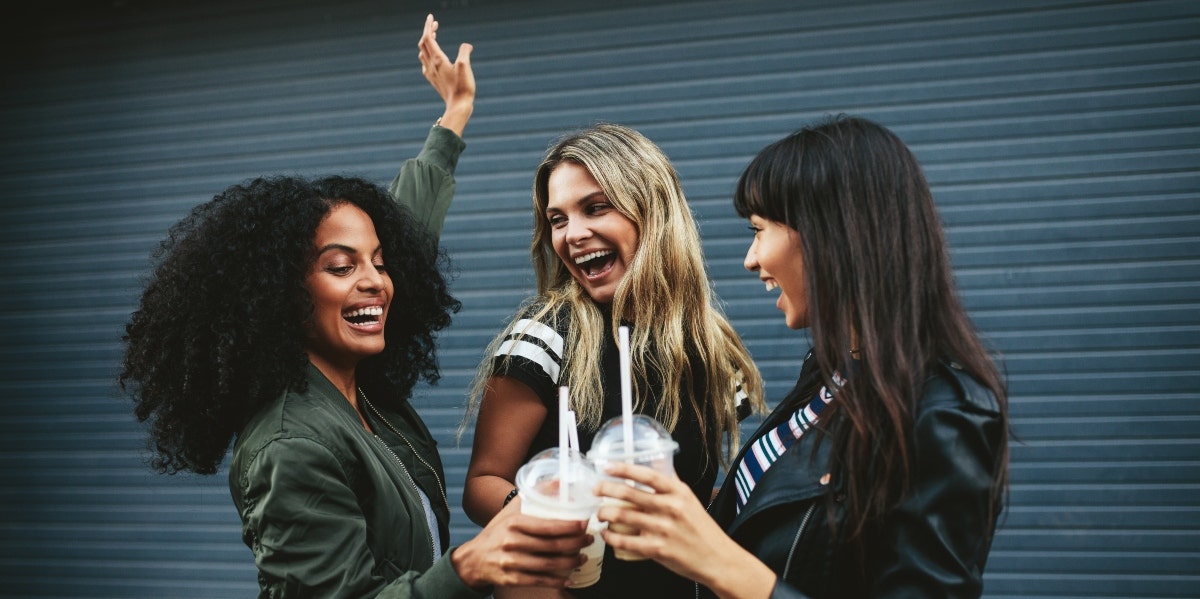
[456,516,589,590]
[594,479,642,506]
[600,461,676,493]
[490,525,589,588]
[600,525,655,562]
[421,13,437,42]
[417,14,445,72]
[509,516,590,550]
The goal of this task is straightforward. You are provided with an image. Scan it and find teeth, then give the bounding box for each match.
[344,306,384,318]
[575,250,613,265]
[764,280,778,292]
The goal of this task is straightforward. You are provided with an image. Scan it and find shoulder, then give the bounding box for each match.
[501,301,572,347]
[908,361,1006,462]
[231,386,357,485]
[918,360,1002,417]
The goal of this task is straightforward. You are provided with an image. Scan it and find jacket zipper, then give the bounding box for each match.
[372,434,437,564]
[782,503,817,581]
[360,390,449,509]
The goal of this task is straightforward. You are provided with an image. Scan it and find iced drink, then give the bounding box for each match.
[515,447,605,587]
[587,414,679,561]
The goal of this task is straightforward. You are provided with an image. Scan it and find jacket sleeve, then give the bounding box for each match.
[237,436,484,599]
[870,388,1005,599]
[387,125,467,242]
[769,580,814,599]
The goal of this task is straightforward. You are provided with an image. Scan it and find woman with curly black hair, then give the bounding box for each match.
[120,16,590,599]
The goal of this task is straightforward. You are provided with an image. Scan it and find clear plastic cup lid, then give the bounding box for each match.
[515,447,601,509]
[587,414,679,462]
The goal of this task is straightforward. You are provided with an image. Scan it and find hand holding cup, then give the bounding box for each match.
[516,447,606,588]
[587,414,679,560]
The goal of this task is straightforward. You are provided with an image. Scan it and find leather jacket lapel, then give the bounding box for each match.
[726,430,832,537]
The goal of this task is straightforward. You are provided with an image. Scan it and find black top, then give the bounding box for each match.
[492,304,734,597]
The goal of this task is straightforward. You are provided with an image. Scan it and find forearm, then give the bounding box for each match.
[697,539,778,599]
[463,473,519,526]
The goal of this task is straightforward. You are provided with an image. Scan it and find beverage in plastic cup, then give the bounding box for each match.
[587,414,679,561]
[515,447,604,588]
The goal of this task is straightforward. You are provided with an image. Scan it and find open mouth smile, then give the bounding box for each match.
[575,249,617,279]
[343,305,384,328]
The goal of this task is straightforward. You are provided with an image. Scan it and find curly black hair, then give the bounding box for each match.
[120,175,460,475]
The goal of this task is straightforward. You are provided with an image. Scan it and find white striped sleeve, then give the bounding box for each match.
[495,318,565,384]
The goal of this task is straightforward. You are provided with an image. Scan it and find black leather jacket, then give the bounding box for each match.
[706,354,1005,598]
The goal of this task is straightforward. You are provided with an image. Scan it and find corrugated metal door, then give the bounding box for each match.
[1,0,1196,597]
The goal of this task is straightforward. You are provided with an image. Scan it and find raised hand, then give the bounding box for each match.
[418,13,475,136]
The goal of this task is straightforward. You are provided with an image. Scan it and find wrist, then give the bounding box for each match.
[437,102,474,137]
[707,555,776,599]
[692,536,776,599]
[449,540,490,592]
[503,487,520,507]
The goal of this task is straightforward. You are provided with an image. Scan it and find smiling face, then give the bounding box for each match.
[745,214,809,329]
[545,161,639,304]
[304,202,393,375]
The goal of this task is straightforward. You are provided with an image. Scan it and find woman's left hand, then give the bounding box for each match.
[595,462,777,599]
[417,13,475,135]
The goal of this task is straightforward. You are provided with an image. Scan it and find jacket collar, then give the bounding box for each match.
[305,362,365,424]
[713,351,836,535]
[723,430,834,537]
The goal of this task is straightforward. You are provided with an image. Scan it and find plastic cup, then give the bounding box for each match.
[587,414,679,561]
[515,447,605,588]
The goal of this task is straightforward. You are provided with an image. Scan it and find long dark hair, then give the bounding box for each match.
[120,176,459,475]
[733,116,1008,544]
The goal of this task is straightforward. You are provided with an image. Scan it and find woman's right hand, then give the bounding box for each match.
[450,499,591,590]
[596,462,778,599]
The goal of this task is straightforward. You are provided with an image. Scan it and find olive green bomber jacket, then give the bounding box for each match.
[388,124,465,240]
[229,126,479,598]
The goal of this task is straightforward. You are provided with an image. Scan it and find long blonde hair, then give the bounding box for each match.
[467,123,764,463]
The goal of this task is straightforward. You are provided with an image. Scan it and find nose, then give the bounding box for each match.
[564,218,592,245]
[744,238,760,272]
[358,264,386,291]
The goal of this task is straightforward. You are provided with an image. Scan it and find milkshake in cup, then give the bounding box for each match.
[515,447,605,587]
[587,414,679,561]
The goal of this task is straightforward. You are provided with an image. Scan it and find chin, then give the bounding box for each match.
[350,340,386,357]
[582,285,616,305]
[784,315,810,330]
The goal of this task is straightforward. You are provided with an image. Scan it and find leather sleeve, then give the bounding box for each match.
[770,578,816,599]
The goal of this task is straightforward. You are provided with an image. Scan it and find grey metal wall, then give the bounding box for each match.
[1,0,1196,597]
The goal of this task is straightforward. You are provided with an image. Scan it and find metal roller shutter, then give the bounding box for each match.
[0,0,1195,596]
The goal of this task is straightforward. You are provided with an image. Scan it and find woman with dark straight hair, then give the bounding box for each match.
[596,115,1009,598]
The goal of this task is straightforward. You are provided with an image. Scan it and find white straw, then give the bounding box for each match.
[558,386,570,503]
[618,326,634,455]
[566,410,580,452]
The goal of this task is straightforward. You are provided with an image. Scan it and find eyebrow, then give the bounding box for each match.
[316,244,383,256]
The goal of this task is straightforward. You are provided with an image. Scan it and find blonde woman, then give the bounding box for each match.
[463,123,766,598]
